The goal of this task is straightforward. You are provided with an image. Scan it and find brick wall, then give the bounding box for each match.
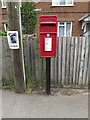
[35,2,89,36]
[0,1,8,30]
[0,1,2,30]
[0,1,89,36]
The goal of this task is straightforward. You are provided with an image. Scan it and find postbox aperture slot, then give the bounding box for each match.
[41,24,56,26]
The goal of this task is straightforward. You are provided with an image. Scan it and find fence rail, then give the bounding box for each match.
[23,36,89,88]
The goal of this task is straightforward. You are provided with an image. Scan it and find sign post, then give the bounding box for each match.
[40,15,57,95]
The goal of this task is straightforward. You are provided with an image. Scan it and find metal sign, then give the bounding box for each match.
[7,31,19,49]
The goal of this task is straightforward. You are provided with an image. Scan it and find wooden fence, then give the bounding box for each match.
[23,36,89,88]
[51,37,89,87]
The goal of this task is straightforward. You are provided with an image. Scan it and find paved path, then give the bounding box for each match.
[1,90,88,118]
[0,90,2,120]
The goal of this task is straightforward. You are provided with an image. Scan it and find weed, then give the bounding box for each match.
[8,76,15,90]
[25,70,46,94]
[67,89,72,96]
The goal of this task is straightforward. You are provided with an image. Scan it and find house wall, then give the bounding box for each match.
[35,2,89,36]
[0,1,89,36]
[0,1,7,30]
[0,1,2,30]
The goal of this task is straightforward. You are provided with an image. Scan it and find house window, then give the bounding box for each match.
[2,0,6,8]
[57,22,72,37]
[52,0,74,6]
[2,0,22,8]
[86,23,90,30]
[4,23,8,31]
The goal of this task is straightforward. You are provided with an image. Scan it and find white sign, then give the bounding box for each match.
[45,37,52,51]
[7,31,19,49]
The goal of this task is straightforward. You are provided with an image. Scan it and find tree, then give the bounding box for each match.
[21,2,37,34]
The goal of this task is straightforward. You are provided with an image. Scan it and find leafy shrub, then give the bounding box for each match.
[21,2,37,34]
[0,30,7,36]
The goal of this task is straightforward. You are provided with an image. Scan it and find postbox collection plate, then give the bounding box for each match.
[45,37,52,51]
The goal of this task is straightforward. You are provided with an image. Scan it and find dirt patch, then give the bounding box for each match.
[50,87,88,96]
[26,86,88,96]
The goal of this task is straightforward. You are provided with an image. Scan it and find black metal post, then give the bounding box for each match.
[46,58,51,95]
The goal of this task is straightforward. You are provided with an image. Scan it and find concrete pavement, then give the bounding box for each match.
[1,90,88,118]
[0,90,2,120]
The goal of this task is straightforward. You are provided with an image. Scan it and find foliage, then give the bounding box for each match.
[8,76,15,90]
[2,83,9,90]
[2,76,15,90]
[21,2,37,34]
[25,70,46,94]
[0,30,7,36]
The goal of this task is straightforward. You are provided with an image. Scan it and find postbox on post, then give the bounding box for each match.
[40,15,57,58]
[39,15,57,95]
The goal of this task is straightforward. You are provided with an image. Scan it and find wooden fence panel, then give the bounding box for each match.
[23,36,89,88]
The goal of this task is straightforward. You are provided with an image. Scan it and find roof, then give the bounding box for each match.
[79,13,90,21]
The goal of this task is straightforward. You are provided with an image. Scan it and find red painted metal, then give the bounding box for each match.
[40,15,57,58]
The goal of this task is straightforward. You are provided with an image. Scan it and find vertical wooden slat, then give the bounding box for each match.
[65,37,71,85]
[54,38,58,86]
[27,36,30,72]
[62,37,66,85]
[70,37,74,84]
[76,37,82,85]
[79,37,86,85]
[51,58,55,86]
[88,36,90,87]
[73,37,78,84]
[29,37,32,75]
[30,38,33,80]
[35,39,40,82]
[58,37,62,85]
[54,58,57,86]
[56,38,58,85]
[33,37,37,83]
[83,37,88,85]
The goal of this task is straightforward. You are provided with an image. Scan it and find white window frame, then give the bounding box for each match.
[57,22,72,37]
[2,0,6,8]
[2,0,22,8]
[52,0,74,6]
[4,23,8,31]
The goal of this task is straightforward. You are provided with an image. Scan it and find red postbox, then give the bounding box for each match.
[40,15,57,58]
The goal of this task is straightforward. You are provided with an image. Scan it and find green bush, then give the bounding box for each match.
[0,30,7,36]
[21,2,37,34]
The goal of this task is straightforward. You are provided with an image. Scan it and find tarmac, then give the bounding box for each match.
[1,90,88,118]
